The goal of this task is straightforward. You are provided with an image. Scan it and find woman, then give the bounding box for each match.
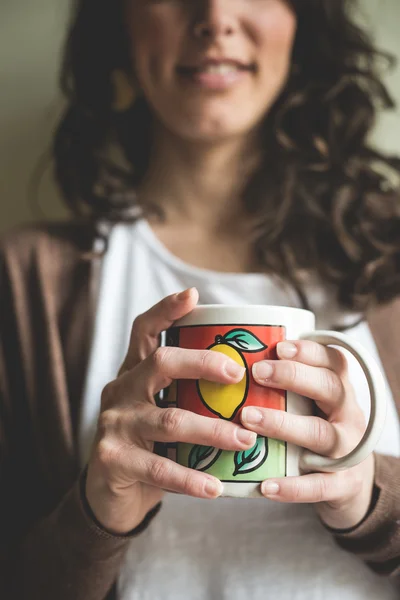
[0,0,399,598]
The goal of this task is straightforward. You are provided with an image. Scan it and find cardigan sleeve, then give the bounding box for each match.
[327,453,400,583]
[0,224,160,600]
[2,470,160,600]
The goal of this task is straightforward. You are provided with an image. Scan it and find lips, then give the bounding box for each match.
[177,60,257,76]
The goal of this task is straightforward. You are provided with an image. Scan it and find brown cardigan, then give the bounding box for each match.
[0,220,399,600]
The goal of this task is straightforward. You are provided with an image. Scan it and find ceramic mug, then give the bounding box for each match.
[163,305,387,498]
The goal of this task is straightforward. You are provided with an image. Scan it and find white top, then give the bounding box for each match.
[80,219,400,600]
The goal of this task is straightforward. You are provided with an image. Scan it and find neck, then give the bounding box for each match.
[137,121,261,233]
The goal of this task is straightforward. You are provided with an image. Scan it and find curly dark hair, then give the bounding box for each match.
[54,0,400,312]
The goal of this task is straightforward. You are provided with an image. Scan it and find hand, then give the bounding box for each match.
[85,287,257,535]
[240,340,375,530]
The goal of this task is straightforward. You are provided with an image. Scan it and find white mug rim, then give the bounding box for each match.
[195,304,313,315]
[174,304,315,327]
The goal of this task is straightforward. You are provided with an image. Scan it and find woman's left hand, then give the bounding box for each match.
[240,340,375,531]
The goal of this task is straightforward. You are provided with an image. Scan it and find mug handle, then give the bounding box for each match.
[297,330,387,473]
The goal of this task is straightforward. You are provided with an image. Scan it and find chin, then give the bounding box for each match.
[171,112,263,144]
[182,128,251,144]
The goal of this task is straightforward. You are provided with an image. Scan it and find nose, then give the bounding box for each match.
[192,0,235,40]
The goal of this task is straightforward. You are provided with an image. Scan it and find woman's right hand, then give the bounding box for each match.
[85,288,257,535]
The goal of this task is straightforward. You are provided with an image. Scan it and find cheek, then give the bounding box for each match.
[127,8,181,85]
[253,3,297,77]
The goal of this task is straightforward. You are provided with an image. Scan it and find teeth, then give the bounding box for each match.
[198,64,240,75]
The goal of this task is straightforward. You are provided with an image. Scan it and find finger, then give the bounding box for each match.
[120,287,199,374]
[113,444,223,499]
[241,407,337,455]
[276,340,348,375]
[138,346,246,395]
[252,359,345,415]
[260,471,355,504]
[135,405,257,450]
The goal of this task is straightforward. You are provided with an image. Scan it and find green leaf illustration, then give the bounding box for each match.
[224,329,268,353]
[189,445,222,472]
[233,437,269,475]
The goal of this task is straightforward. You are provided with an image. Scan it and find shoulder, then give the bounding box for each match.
[0,220,99,314]
[0,219,96,268]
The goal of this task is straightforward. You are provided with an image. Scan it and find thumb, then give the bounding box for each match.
[118,287,199,375]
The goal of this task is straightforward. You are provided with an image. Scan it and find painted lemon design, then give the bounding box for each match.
[198,339,247,420]
[197,330,269,421]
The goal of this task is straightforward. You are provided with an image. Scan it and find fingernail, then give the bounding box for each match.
[252,361,273,381]
[262,481,280,496]
[236,428,257,446]
[225,361,246,380]
[175,288,196,302]
[242,407,263,425]
[204,478,223,498]
[277,342,297,359]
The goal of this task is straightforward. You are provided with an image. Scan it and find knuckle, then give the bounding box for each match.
[310,418,332,451]
[284,361,299,385]
[199,350,210,368]
[210,418,227,442]
[289,480,303,502]
[159,408,184,436]
[314,477,330,502]
[199,349,215,373]
[180,469,198,495]
[148,458,170,486]
[322,370,343,400]
[152,346,170,372]
[272,410,287,437]
[97,409,119,437]
[309,341,321,363]
[96,438,121,470]
[201,349,230,376]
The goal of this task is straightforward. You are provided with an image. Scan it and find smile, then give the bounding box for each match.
[176,61,256,90]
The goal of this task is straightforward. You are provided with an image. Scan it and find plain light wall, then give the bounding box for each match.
[0,0,399,233]
[0,0,70,232]
[361,0,400,151]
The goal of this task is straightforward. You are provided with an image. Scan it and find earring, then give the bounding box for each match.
[111,69,136,112]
